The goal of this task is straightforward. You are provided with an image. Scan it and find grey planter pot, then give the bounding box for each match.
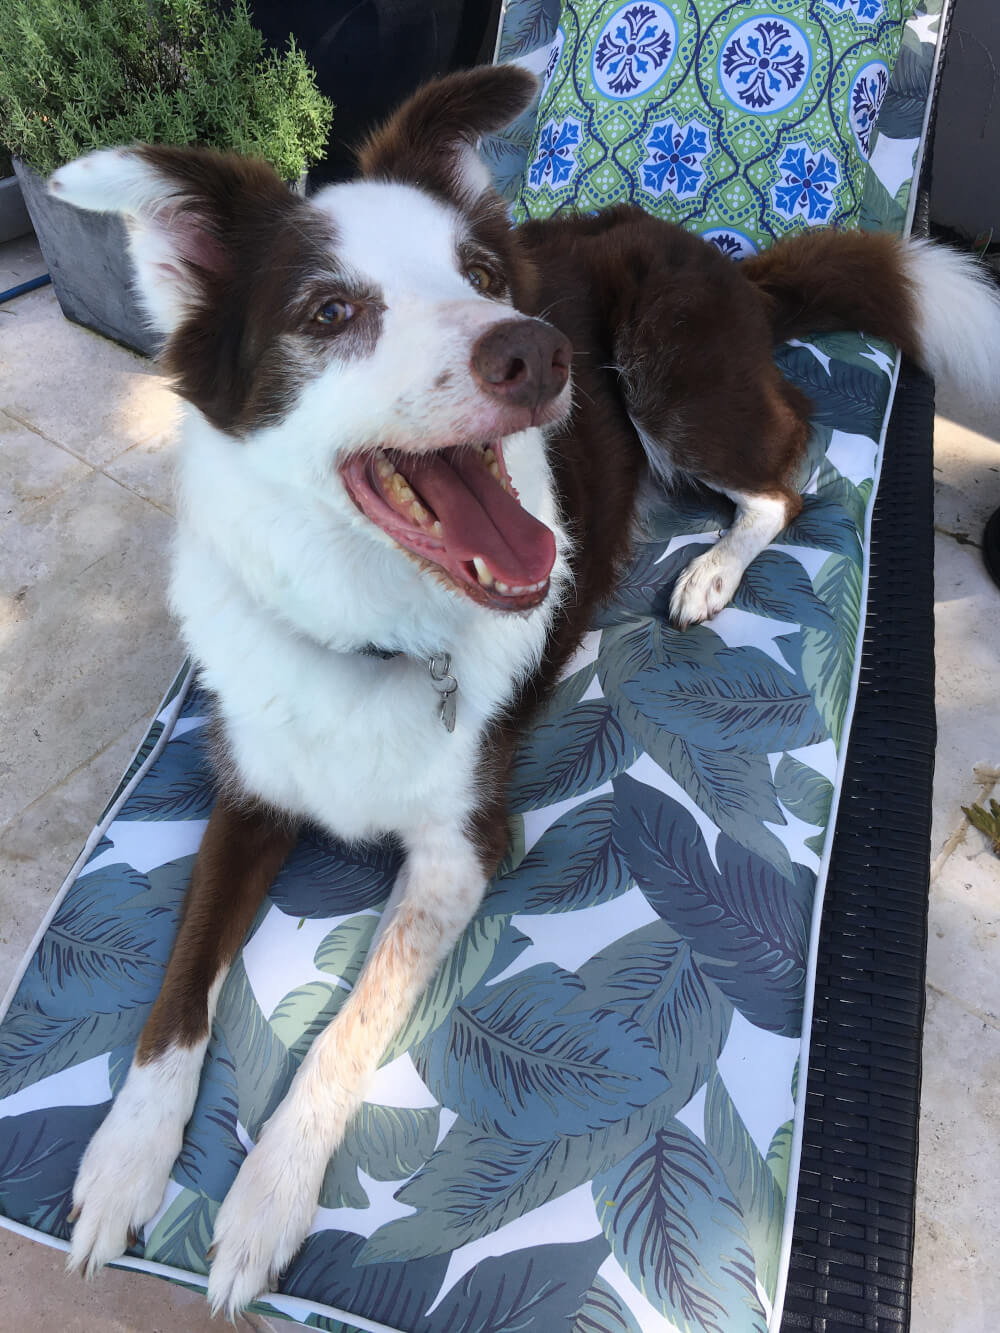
[0,173,33,244]
[12,157,160,357]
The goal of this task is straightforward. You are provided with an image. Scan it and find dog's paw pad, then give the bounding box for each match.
[670,551,741,628]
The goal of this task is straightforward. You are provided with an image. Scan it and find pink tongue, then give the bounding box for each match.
[403,449,556,585]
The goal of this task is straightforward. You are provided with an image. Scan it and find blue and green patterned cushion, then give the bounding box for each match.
[511,0,916,251]
[482,0,943,253]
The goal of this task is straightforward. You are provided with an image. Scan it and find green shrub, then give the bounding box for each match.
[0,0,334,179]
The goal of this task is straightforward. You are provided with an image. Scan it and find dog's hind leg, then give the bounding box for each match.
[206,822,489,1317]
[67,797,297,1277]
[670,485,802,629]
[666,377,809,628]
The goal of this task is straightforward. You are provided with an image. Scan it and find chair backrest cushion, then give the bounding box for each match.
[508,0,916,257]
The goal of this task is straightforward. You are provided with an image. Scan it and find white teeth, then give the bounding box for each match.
[410,500,428,523]
[494,578,548,596]
[473,557,494,588]
[375,457,394,480]
[483,447,496,465]
[489,462,502,481]
[431,520,443,537]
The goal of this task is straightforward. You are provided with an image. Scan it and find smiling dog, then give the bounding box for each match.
[49,65,1000,1314]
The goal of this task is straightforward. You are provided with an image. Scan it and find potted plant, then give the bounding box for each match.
[0,0,333,354]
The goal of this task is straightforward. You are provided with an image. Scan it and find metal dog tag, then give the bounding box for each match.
[428,653,458,732]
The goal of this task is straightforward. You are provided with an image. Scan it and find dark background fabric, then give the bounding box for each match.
[251,0,502,183]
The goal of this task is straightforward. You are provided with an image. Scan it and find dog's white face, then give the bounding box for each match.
[282,178,571,610]
[49,71,572,612]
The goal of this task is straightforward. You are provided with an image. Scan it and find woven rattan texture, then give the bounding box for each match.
[780,360,936,1332]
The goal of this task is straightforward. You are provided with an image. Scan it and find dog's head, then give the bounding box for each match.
[49,67,570,612]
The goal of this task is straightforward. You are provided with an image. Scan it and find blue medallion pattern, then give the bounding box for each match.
[850,61,890,157]
[641,119,711,198]
[528,116,583,188]
[703,228,759,261]
[823,0,884,22]
[592,1,677,99]
[719,17,811,113]
[772,141,841,221]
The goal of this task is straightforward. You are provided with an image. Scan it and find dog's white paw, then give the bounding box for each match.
[207,1123,325,1318]
[67,1045,209,1277]
[66,1103,179,1276]
[669,548,743,629]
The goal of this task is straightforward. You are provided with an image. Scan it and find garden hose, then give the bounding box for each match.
[0,273,51,303]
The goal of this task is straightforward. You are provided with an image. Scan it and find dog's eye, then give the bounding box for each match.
[465,265,496,294]
[313,299,355,327]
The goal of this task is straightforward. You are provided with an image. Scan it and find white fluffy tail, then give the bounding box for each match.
[903,237,1000,415]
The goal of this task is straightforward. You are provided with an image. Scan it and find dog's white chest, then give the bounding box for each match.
[190,608,486,838]
[170,532,556,842]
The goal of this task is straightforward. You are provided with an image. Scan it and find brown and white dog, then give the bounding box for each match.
[49,66,999,1314]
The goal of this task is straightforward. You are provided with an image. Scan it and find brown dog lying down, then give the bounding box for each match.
[49,65,1000,1314]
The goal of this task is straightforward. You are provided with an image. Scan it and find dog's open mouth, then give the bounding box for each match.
[339,441,556,610]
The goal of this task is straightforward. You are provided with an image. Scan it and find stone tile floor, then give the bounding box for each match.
[1,231,997,1330]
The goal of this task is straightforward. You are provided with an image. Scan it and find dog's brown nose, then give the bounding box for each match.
[471,319,571,409]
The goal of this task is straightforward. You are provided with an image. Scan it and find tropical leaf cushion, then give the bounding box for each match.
[510,0,919,253]
[0,6,947,1331]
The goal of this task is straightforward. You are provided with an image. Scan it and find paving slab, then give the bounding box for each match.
[104,422,180,515]
[0,410,91,514]
[0,1229,267,1332]
[911,987,1000,1333]
[0,467,180,826]
[927,830,1000,1025]
[933,411,1000,539]
[930,531,1000,856]
[0,285,173,467]
[935,381,1000,449]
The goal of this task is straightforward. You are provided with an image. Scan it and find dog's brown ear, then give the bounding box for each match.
[49,144,297,334]
[358,65,538,205]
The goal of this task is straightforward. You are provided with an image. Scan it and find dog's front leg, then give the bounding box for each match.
[67,797,297,1276]
[206,824,487,1317]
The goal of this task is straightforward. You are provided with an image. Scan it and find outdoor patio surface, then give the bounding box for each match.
[1,229,998,1331]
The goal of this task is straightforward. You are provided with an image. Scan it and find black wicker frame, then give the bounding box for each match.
[780,1,953,1319]
[780,361,936,1332]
